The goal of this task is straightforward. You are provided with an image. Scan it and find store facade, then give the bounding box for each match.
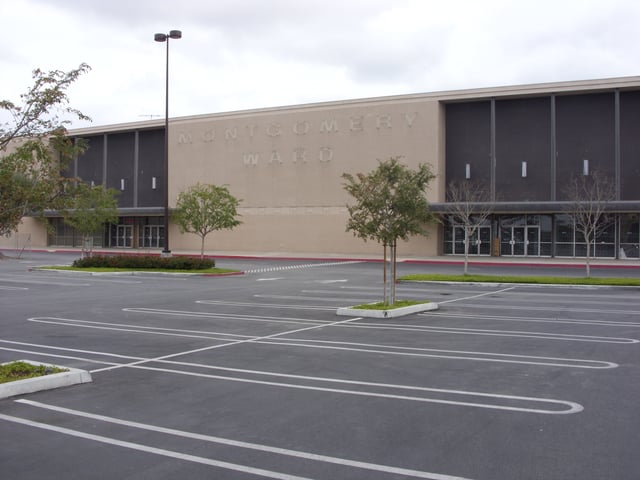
[3,76,640,259]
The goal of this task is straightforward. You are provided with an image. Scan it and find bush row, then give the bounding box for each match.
[72,254,215,270]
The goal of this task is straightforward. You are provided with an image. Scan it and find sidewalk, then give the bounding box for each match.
[5,246,640,269]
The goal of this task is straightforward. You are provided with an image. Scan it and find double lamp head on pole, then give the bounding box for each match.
[154,29,181,256]
[154,30,182,43]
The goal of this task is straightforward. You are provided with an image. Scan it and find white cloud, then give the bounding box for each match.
[2,0,640,128]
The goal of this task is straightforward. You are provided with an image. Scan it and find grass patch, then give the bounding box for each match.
[350,299,431,310]
[0,361,68,384]
[39,265,240,274]
[400,273,640,286]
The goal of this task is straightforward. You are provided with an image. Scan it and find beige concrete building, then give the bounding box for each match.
[3,76,640,259]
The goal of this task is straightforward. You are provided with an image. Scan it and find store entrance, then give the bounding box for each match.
[449,226,492,255]
[111,225,133,248]
[141,225,164,248]
[501,226,540,256]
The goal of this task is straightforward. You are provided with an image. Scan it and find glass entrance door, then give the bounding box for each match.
[112,225,133,247]
[501,226,539,256]
[470,226,492,255]
[141,226,164,248]
[527,226,540,256]
[450,226,492,255]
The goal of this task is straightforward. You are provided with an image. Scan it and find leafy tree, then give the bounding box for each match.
[445,180,495,274]
[563,171,616,277]
[0,63,91,237]
[173,183,242,259]
[61,183,119,257]
[342,157,436,305]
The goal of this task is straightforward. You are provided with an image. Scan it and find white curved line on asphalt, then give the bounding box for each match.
[5,402,476,480]
[3,332,584,415]
[26,317,618,369]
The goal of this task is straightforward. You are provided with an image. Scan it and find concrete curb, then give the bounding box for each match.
[6,247,640,269]
[336,302,439,318]
[28,266,244,277]
[0,360,92,400]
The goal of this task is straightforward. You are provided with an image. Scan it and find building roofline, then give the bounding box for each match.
[68,75,640,136]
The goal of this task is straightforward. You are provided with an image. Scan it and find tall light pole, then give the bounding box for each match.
[154,29,182,256]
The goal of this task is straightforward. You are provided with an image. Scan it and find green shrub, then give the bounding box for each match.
[0,361,68,384]
[72,254,215,270]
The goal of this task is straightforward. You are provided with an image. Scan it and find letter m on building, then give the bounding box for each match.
[320,119,339,133]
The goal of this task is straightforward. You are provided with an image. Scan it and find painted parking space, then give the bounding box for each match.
[1,254,639,479]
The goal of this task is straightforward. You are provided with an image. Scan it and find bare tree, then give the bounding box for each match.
[445,180,494,274]
[563,171,616,277]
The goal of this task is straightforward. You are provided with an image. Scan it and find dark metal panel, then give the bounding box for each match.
[620,91,640,201]
[495,97,552,201]
[106,132,136,207]
[615,90,621,200]
[445,101,491,189]
[550,95,556,201]
[137,129,164,208]
[490,99,496,200]
[75,135,104,185]
[555,93,616,199]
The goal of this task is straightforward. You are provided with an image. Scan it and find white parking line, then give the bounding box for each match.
[28,317,251,342]
[2,331,585,414]
[437,287,517,304]
[25,317,618,369]
[0,413,312,480]
[449,303,640,316]
[91,316,362,374]
[195,299,640,339]
[123,307,329,326]
[424,312,640,328]
[197,299,334,311]
[0,277,91,287]
[245,260,364,274]
[102,362,584,414]
[340,323,638,344]
[15,399,477,479]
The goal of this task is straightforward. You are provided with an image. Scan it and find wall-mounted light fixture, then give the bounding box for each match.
[583,159,589,176]
[152,176,157,190]
[521,161,527,178]
[120,179,125,191]
[465,163,471,179]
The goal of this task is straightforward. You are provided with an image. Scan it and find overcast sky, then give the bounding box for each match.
[2,0,640,129]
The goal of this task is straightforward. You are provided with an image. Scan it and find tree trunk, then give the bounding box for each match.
[463,228,470,275]
[383,243,388,305]
[389,242,397,305]
[585,238,591,278]
[200,235,205,260]
[82,234,93,258]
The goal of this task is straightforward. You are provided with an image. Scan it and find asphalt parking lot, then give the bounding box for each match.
[1,252,639,479]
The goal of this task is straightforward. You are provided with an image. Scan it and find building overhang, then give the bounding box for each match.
[42,207,166,218]
[431,201,640,214]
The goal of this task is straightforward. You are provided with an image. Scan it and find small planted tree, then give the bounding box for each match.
[173,183,242,259]
[445,180,494,274]
[564,171,616,277]
[342,158,436,305]
[62,182,119,257]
